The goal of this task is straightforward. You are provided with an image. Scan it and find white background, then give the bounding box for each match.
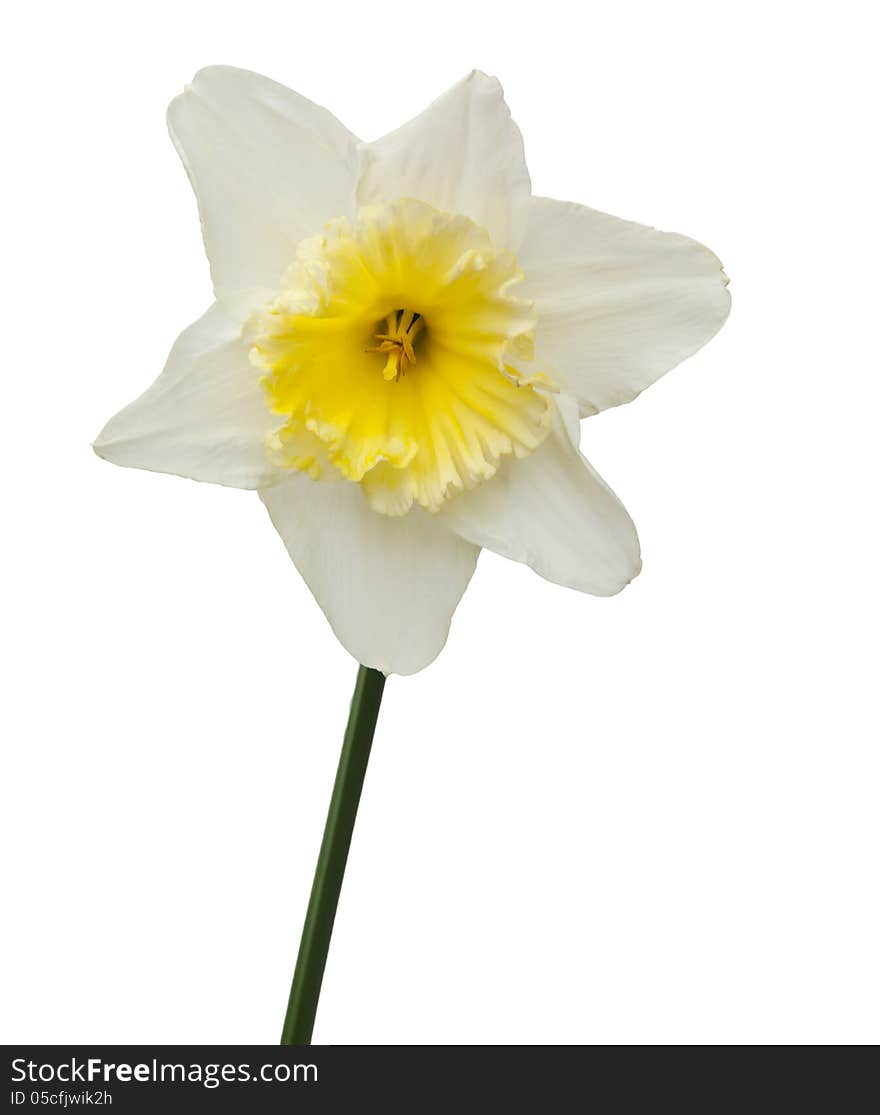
[2,1,877,1045]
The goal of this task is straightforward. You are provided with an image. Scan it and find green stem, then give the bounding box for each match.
[280,664,386,1045]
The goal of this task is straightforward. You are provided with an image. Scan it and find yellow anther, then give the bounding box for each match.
[365,309,424,381]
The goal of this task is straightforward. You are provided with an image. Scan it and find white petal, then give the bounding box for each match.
[357,71,531,252]
[168,66,360,308]
[93,303,277,489]
[520,197,730,416]
[440,395,640,595]
[261,476,479,674]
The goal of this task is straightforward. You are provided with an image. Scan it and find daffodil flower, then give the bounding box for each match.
[94,66,729,677]
[94,68,729,1044]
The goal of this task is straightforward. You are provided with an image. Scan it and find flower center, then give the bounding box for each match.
[366,309,425,381]
[250,199,553,516]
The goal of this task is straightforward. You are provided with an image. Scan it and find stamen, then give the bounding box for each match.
[365,309,424,381]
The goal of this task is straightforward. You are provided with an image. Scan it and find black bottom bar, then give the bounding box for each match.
[2,1043,867,1111]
